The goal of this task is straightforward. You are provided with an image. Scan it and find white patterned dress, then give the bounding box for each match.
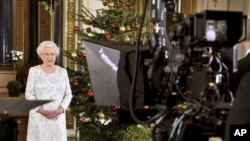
[25,65,72,141]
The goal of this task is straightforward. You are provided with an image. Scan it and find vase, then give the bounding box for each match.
[8,88,20,97]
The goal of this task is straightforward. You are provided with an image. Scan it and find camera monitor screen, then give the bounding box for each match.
[205,20,227,42]
[192,10,243,47]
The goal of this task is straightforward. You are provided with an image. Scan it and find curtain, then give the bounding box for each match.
[180,0,197,14]
[0,0,12,65]
[54,0,61,65]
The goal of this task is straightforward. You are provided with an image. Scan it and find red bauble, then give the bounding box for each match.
[87,90,93,97]
[134,23,140,29]
[73,80,79,86]
[133,32,137,37]
[86,27,91,33]
[78,51,84,57]
[73,26,79,31]
[114,105,120,110]
[123,5,128,10]
[111,23,117,28]
[80,117,86,123]
[125,1,131,6]
[105,33,112,40]
[103,1,107,6]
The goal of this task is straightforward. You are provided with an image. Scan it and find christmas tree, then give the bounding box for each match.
[74,0,152,42]
[63,44,151,141]
[64,0,153,140]
[64,49,122,140]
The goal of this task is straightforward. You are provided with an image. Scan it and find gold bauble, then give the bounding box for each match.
[119,26,126,31]
[124,36,130,42]
[71,52,77,58]
[98,112,105,119]
[126,26,131,31]
[108,2,114,7]
[77,40,82,45]
[85,16,90,20]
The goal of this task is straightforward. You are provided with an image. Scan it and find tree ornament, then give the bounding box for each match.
[134,23,140,29]
[98,111,105,119]
[108,2,114,7]
[133,32,137,37]
[123,5,128,10]
[71,52,77,58]
[78,50,84,57]
[80,117,87,123]
[111,23,117,28]
[85,16,90,20]
[103,1,107,6]
[77,40,82,45]
[73,80,79,86]
[105,33,112,40]
[125,1,131,6]
[119,25,126,32]
[87,90,93,97]
[86,27,92,33]
[143,105,149,109]
[124,36,130,42]
[127,26,132,31]
[73,26,79,31]
[114,105,120,110]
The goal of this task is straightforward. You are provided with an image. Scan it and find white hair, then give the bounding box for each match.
[37,41,60,57]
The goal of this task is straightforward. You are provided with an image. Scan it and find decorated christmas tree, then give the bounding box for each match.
[74,0,152,42]
[64,49,123,140]
[64,0,153,140]
[63,42,151,141]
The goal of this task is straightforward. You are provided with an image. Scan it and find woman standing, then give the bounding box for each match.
[25,41,72,141]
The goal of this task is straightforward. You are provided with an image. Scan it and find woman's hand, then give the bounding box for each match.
[50,107,64,117]
[37,107,64,119]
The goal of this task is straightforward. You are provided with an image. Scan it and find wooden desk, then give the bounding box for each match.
[9,114,28,141]
[0,93,28,141]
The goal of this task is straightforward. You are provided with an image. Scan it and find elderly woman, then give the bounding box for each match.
[25,40,72,141]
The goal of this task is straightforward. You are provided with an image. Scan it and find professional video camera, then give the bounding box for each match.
[83,0,247,140]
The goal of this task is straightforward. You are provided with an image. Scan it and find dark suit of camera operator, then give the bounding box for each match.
[229,40,250,95]
[224,71,250,141]
[224,40,250,141]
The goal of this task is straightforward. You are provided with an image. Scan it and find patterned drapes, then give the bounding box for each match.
[134,0,197,14]
[0,0,12,64]
[180,0,197,14]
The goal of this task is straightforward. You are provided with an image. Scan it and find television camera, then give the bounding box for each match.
[83,0,247,140]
